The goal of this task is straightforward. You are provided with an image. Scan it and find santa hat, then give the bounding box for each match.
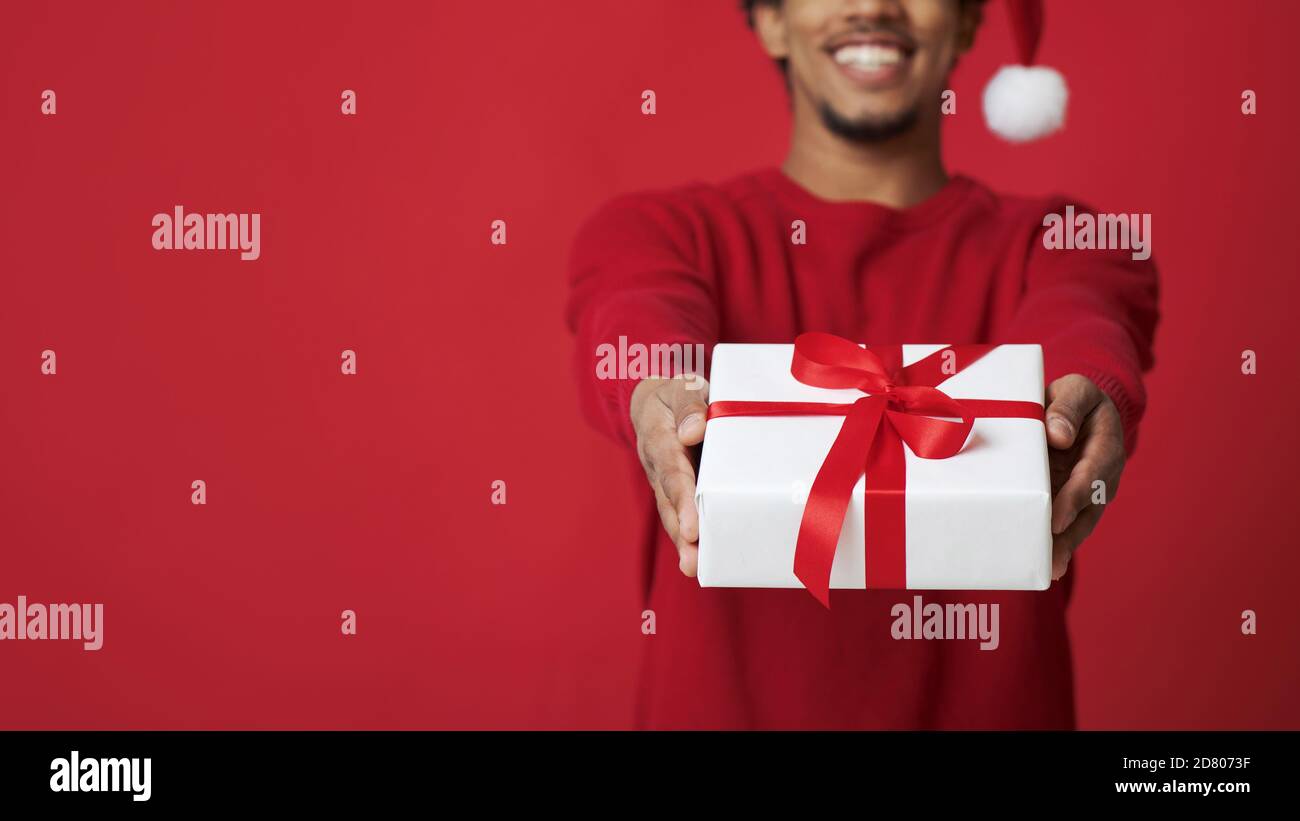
[981,0,1067,142]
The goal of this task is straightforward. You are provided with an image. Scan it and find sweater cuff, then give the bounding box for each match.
[614,376,643,444]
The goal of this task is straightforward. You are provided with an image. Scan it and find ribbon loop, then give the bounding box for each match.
[791,332,894,393]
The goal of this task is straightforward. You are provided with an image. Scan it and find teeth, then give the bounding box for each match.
[834,44,902,70]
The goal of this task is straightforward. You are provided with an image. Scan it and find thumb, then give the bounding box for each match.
[671,378,710,446]
[1045,375,1101,449]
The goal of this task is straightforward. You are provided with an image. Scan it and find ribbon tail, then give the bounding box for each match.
[864,422,908,589]
[793,396,885,607]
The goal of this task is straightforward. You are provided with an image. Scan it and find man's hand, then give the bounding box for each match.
[1045,374,1126,581]
[631,376,709,577]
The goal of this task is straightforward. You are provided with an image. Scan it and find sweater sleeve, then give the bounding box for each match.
[564,192,720,446]
[999,203,1160,454]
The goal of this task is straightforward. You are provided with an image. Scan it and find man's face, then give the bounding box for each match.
[755,0,979,141]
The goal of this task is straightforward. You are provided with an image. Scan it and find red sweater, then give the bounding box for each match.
[566,168,1159,729]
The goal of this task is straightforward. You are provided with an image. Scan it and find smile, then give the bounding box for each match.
[826,35,915,87]
[833,43,904,71]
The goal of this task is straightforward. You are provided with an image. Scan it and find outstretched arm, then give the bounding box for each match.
[1002,213,1160,578]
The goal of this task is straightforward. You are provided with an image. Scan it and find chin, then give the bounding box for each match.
[819,99,921,143]
[826,89,915,121]
[842,104,909,125]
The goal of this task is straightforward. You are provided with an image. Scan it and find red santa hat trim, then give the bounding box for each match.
[981,0,1067,142]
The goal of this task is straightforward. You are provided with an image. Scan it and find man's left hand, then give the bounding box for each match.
[1044,374,1127,581]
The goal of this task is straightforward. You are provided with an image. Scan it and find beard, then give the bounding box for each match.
[818,100,920,143]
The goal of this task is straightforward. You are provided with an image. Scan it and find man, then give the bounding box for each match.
[566,0,1158,729]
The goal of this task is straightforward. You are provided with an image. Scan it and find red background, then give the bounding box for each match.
[1,0,1296,729]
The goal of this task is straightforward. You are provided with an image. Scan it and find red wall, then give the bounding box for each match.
[1,0,1295,729]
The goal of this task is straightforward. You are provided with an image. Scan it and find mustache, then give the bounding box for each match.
[826,24,919,52]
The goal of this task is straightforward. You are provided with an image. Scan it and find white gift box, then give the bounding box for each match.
[695,343,1052,591]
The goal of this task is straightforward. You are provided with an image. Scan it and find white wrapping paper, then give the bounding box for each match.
[695,343,1051,591]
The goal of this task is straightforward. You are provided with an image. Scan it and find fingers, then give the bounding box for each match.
[643,434,700,576]
[663,466,700,577]
[1047,384,1127,582]
[632,378,710,577]
[641,420,698,511]
[661,465,699,545]
[652,487,697,576]
[1050,401,1125,535]
[678,543,699,576]
[1045,375,1104,450]
[1052,505,1102,581]
[652,454,700,576]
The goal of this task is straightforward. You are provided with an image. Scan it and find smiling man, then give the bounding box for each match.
[566,0,1158,729]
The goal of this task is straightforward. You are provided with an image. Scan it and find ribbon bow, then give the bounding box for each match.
[707,333,1044,607]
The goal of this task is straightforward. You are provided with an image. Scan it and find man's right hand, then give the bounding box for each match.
[630,376,710,577]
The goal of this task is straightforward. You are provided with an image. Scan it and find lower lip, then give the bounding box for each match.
[831,53,910,88]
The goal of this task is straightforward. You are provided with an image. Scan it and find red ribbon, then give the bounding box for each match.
[706,333,1044,607]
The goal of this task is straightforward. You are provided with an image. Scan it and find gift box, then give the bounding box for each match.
[695,334,1051,604]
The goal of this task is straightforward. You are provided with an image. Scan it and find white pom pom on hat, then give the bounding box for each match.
[981,0,1067,143]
